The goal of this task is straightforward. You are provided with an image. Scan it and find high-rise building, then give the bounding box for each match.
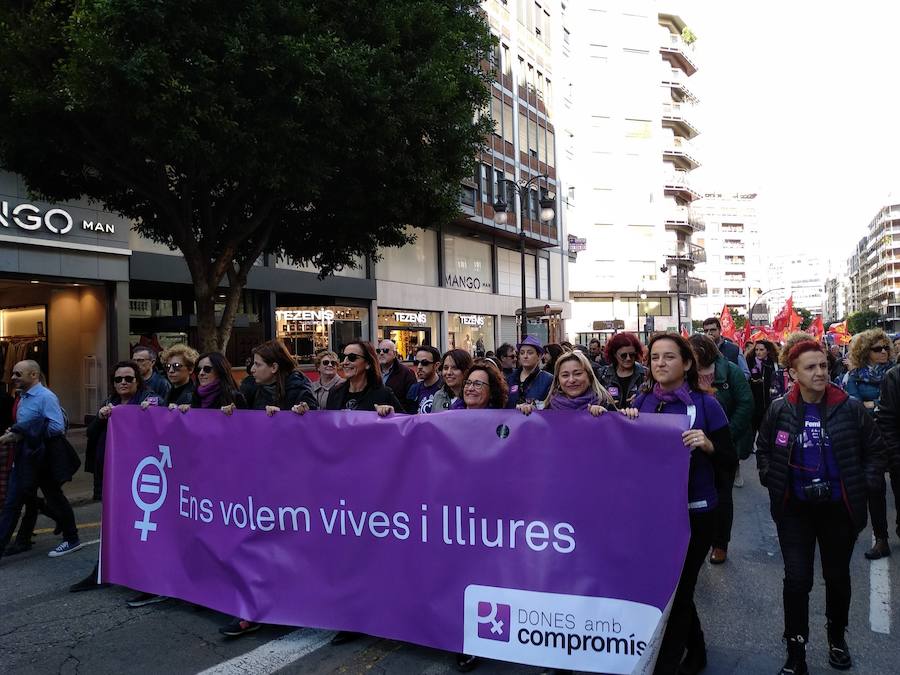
[843,200,900,332]
[563,2,704,344]
[765,256,827,320]
[691,192,764,321]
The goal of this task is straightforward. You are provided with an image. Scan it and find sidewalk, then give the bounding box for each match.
[65,427,96,507]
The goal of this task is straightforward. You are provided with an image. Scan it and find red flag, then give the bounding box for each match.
[749,329,770,342]
[788,310,802,333]
[809,315,824,339]
[681,326,690,339]
[828,320,848,335]
[739,320,752,349]
[772,296,794,334]
[719,305,737,340]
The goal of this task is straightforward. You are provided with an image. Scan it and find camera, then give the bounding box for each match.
[802,478,832,502]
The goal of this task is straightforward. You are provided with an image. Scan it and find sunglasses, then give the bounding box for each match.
[413,359,434,367]
[871,345,890,353]
[618,352,637,360]
[463,379,489,390]
[320,360,338,367]
[342,353,363,362]
[165,363,186,371]
[113,375,136,384]
[197,365,214,374]
[375,348,392,354]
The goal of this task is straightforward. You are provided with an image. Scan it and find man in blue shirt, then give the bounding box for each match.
[0,360,81,560]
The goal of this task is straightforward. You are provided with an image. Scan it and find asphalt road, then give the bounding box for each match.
[1,459,898,675]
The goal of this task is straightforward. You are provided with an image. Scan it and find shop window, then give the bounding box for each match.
[444,235,493,294]
[448,313,495,356]
[276,305,369,365]
[375,226,438,286]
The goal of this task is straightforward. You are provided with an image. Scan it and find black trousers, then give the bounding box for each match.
[654,509,715,675]
[712,466,736,549]
[868,466,900,539]
[777,499,856,641]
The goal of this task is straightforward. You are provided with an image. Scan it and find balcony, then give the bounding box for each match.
[660,33,697,76]
[664,171,702,205]
[663,135,700,171]
[666,242,706,270]
[664,206,705,233]
[669,275,707,296]
[662,101,700,139]
[661,68,699,103]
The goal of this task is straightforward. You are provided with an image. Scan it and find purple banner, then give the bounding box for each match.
[102,407,690,673]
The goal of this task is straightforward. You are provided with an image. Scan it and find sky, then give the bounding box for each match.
[680,1,900,263]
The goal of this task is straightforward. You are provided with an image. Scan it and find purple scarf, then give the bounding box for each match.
[652,382,694,407]
[549,391,599,410]
[196,381,222,409]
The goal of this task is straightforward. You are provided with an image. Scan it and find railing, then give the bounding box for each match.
[664,205,705,231]
[669,276,707,296]
[667,242,706,264]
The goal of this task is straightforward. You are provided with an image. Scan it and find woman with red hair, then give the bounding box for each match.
[757,340,887,674]
[598,332,646,409]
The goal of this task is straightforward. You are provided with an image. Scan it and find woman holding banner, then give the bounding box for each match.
[162,343,199,407]
[518,351,615,416]
[757,340,886,674]
[621,333,736,675]
[432,349,473,412]
[457,359,508,410]
[247,339,317,414]
[598,332,647,409]
[176,352,246,414]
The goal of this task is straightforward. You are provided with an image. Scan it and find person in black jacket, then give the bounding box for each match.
[757,340,887,675]
[321,341,402,413]
[161,343,198,406]
[176,352,246,413]
[246,340,317,414]
[872,365,900,559]
[376,339,416,403]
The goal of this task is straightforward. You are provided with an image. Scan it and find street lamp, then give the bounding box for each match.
[493,174,556,339]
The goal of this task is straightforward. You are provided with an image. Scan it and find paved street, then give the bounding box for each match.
[2,457,898,675]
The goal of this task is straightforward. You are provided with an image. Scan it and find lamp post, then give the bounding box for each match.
[748,287,785,328]
[493,174,556,339]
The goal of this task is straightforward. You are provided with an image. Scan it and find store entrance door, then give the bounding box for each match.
[382,326,432,362]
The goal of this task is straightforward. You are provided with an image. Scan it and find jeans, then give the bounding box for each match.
[777,499,856,641]
[654,509,715,675]
[867,466,900,539]
[712,466,736,549]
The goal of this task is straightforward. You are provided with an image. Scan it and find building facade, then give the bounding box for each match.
[564,2,704,344]
[765,255,827,320]
[691,192,763,321]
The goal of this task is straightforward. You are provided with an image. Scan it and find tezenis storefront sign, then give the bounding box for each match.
[1,199,117,235]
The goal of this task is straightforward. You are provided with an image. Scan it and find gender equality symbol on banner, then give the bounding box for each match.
[131,445,172,541]
[477,602,511,642]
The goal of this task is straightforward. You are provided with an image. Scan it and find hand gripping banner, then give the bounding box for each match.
[102,407,691,674]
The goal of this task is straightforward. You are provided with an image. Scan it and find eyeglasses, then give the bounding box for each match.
[463,379,489,390]
[871,345,890,353]
[320,360,338,367]
[113,375,136,384]
[342,353,363,362]
[412,359,434,367]
[197,365,214,374]
[375,348,392,354]
[165,363,186,371]
[618,352,637,360]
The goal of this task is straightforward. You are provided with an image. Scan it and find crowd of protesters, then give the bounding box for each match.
[1,318,899,675]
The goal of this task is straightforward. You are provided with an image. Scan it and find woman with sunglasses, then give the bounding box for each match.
[159,343,198,407]
[70,360,153,592]
[313,341,402,415]
[519,351,615,416]
[845,328,892,415]
[598,332,646,409]
[311,351,344,411]
[173,352,246,414]
[432,349,474,412]
[621,333,736,675]
[247,339,317,415]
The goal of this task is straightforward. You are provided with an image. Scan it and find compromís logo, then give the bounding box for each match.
[464,585,662,674]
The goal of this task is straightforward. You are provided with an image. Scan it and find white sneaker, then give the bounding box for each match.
[48,540,84,557]
[733,466,744,488]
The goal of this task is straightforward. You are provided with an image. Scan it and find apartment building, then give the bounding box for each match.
[843,200,900,332]
[691,192,763,320]
[564,2,704,343]
[766,255,827,320]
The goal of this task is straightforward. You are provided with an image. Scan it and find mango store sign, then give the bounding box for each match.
[1,199,117,235]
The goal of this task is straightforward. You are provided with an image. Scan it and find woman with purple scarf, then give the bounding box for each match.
[176,352,246,415]
[518,351,616,416]
[621,333,736,675]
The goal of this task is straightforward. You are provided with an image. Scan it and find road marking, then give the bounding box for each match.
[33,521,101,535]
[870,556,891,634]
[195,628,334,675]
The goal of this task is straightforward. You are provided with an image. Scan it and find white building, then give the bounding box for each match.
[765,255,827,320]
[563,2,704,344]
[691,192,764,320]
